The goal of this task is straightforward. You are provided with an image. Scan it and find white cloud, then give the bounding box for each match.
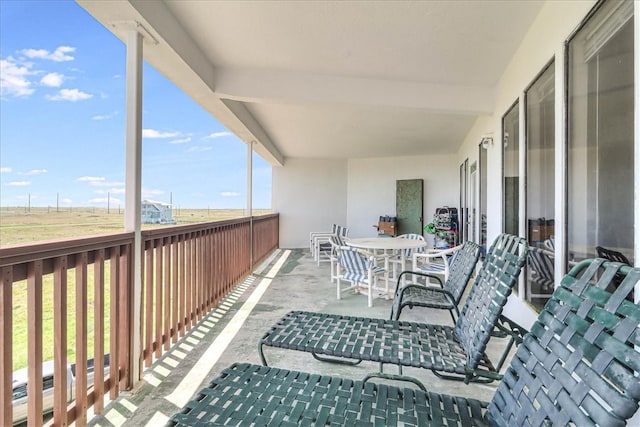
[21,169,48,176]
[47,88,92,101]
[20,46,75,62]
[92,111,118,120]
[78,176,105,183]
[205,131,232,139]
[220,191,240,197]
[0,167,12,173]
[40,72,64,87]
[143,129,181,139]
[169,137,191,144]
[6,181,31,187]
[61,198,72,204]
[0,57,35,97]
[187,146,213,153]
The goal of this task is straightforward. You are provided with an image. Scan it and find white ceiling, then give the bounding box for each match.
[78,0,545,165]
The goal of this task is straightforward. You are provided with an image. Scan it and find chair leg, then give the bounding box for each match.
[368,269,373,307]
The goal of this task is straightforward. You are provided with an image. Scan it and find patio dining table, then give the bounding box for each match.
[347,237,427,287]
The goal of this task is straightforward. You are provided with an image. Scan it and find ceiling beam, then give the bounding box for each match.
[214,68,495,116]
[221,100,285,166]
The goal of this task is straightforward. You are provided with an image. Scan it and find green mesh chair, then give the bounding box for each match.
[391,240,482,323]
[259,234,528,386]
[168,259,640,426]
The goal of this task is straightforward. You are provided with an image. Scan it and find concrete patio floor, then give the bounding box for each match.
[88,248,509,426]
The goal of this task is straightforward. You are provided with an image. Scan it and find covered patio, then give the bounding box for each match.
[2,0,639,425]
[87,249,505,426]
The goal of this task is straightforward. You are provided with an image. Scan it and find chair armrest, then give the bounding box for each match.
[394,270,444,296]
[412,244,463,280]
[413,245,460,263]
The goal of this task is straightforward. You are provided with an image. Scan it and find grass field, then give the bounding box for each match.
[1,206,271,370]
[0,206,271,245]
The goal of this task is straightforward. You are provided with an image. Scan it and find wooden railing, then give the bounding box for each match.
[0,213,278,426]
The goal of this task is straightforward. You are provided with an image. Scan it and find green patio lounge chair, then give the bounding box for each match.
[391,240,482,323]
[259,234,528,385]
[167,259,640,426]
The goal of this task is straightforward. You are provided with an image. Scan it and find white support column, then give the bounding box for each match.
[247,141,254,269]
[554,45,566,284]
[247,141,254,217]
[124,29,143,384]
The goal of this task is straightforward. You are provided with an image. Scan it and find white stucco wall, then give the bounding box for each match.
[272,157,348,248]
[346,155,457,239]
[273,154,457,247]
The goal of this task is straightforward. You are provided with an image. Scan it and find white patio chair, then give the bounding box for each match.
[315,225,348,266]
[335,245,388,307]
[328,234,348,284]
[526,246,555,299]
[412,243,463,285]
[309,224,337,259]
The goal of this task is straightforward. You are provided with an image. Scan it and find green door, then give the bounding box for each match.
[396,179,424,235]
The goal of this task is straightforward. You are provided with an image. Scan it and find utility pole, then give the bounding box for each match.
[108,191,110,214]
[56,192,59,212]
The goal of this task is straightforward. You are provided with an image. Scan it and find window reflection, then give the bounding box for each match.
[567,0,634,268]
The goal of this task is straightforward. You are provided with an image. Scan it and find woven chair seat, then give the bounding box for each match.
[260,310,497,376]
[396,285,456,311]
[342,265,385,282]
[169,363,491,427]
[392,241,482,322]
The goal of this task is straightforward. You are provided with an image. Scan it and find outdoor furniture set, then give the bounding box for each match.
[334,235,428,307]
[167,234,640,426]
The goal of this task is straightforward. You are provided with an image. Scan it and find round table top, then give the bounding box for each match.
[346,237,426,251]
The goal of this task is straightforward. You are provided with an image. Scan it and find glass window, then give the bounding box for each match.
[567,0,634,267]
[525,61,555,311]
[502,102,519,237]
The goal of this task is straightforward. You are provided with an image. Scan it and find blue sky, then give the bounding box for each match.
[0,1,272,210]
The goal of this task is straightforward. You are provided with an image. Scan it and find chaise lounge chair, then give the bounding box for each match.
[168,259,640,426]
[259,234,528,385]
[391,240,482,323]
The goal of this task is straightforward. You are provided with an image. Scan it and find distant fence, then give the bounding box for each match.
[0,213,278,426]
